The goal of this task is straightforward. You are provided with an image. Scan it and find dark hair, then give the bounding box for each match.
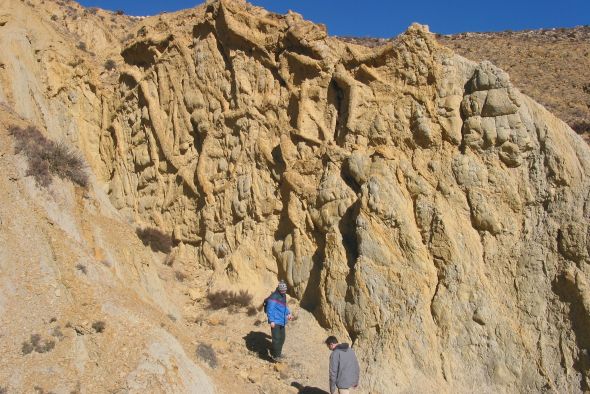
[325,336,338,346]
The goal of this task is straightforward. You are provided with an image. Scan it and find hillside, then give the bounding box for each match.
[1,0,590,393]
[339,26,590,143]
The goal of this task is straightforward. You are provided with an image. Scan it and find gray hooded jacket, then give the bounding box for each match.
[329,343,360,393]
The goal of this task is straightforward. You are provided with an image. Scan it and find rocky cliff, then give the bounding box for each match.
[1,0,589,392]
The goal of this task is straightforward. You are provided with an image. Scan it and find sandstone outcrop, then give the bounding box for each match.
[1,0,589,392]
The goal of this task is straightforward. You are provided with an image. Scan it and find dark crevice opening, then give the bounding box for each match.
[328,78,347,144]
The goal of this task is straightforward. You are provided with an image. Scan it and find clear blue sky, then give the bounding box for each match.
[78,0,590,37]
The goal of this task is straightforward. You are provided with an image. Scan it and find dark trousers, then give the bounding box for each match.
[270,325,286,357]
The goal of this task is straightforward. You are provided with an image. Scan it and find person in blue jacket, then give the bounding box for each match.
[264,280,293,360]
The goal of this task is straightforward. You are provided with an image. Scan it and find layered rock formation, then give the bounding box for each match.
[1,0,589,392]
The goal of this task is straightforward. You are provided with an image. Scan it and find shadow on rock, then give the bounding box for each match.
[291,382,329,394]
[243,330,273,361]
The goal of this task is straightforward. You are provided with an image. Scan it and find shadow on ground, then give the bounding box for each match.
[291,382,328,394]
[243,330,273,361]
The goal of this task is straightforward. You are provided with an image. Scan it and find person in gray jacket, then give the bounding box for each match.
[325,335,360,394]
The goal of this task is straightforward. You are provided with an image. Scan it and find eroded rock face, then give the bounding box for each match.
[2,0,590,392]
[92,2,590,391]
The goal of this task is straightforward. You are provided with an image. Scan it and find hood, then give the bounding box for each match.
[335,343,350,351]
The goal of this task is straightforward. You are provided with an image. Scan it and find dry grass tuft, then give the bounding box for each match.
[196,343,218,368]
[247,306,258,316]
[91,321,106,333]
[21,334,56,355]
[9,125,88,188]
[174,270,186,282]
[206,289,253,310]
[75,263,87,274]
[104,59,116,71]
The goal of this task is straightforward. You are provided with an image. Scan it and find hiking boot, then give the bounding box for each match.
[270,354,284,362]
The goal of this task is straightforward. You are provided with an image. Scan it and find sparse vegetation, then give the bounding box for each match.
[51,326,64,339]
[51,14,58,21]
[91,321,105,333]
[247,306,257,316]
[21,334,55,355]
[9,125,88,188]
[76,41,87,51]
[75,263,87,274]
[571,120,590,134]
[136,227,173,253]
[104,59,116,71]
[206,289,253,310]
[174,270,186,282]
[196,343,218,368]
[114,10,125,16]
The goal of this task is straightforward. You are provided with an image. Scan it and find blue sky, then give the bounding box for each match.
[78,0,590,37]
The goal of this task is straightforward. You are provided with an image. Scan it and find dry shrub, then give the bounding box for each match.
[51,326,64,339]
[104,59,116,70]
[196,343,217,368]
[75,263,87,274]
[136,227,172,253]
[76,41,87,51]
[206,290,253,310]
[247,306,257,316]
[9,125,88,188]
[91,321,105,333]
[174,271,186,282]
[21,334,55,355]
[571,120,590,134]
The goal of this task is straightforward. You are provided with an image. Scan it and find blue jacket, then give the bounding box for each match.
[265,290,291,326]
